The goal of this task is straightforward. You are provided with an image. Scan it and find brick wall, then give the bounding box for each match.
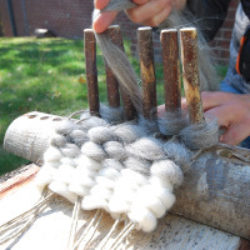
[0,0,239,64]
[209,0,239,64]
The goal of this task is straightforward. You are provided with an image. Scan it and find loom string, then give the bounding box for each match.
[67,196,81,250]
[0,190,54,245]
[82,210,104,249]
[96,218,121,250]
[73,209,102,249]
[109,222,136,250]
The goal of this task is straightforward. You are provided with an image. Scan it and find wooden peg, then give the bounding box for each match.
[138,27,157,119]
[161,29,181,113]
[105,25,121,108]
[84,29,100,116]
[180,27,204,124]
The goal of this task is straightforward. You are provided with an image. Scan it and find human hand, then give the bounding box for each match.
[158,91,250,146]
[93,0,186,33]
[200,91,250,146]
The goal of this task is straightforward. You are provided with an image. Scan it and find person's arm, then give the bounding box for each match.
[186,0,231,41]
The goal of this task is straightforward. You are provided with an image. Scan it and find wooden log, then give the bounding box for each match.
[180,27,204,124]
[137,27,157,119]
[0,164,39,198]
[84,29,100,116]
[3,112,250,240]
[3,112,69,165]
[160,29,181,113]
[105,25,121,108]
[105,25,136,120]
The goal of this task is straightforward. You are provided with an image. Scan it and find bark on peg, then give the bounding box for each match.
[161,29,181,113]
[138,27,157,119]
[84,29,100,116]
[105,25,136,120]
[180,27,204,124]
[105,25,121,108]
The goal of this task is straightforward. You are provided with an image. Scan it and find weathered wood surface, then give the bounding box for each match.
[180,27,204,124]
[160,29,181,113]
[105,26,121,108]
[138,27,157,119]
[0,164,39,197]
[0,169,241,250]
[3,111,250,240]
[84,29,100,116]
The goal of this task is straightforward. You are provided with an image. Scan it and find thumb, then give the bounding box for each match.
[93,11,118,33]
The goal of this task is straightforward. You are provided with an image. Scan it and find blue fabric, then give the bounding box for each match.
[220,80,242,94]
[219,81,250,148]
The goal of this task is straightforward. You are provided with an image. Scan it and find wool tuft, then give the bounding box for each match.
[69,129,88,146]
[180,119,219,150]
[113,123,146,144]
[99,105,124,124]
[50,133,67,147]
[43,146,62,163]
[88,126,116,144]
[81,141,107,161]
[126,137,165,161]
[151,160,184,187]
[163,140,192,171]
[128,206,157,232]
[123,157,151,176]
[103,141,126,160]
[158,112,187,135]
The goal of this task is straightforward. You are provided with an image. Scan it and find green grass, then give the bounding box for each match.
[0,38,89,174]
[0,37,227,175]
[0,37,165,175]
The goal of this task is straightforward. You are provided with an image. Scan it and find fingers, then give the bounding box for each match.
[204,103,239,128]
[94,0,110,10]
[144,5,172,26]
[92,0,148,33]
[93,11,118,33]
[220,122,250,145]
[133,0,150,5]
[127,0,171,25]
[93,0,172,33]
[204,102,250,145]
[201,91,238,111]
